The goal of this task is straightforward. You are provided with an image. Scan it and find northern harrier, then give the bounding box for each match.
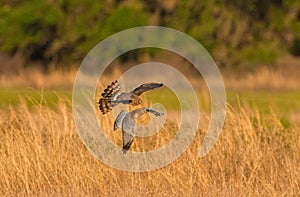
[113,108,163,153]
[98,80,163,114]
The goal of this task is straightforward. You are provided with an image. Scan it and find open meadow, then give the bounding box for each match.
[1,1,300,195]
[0,67,300,196]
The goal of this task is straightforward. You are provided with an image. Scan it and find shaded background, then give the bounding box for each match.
[0,0,300,74]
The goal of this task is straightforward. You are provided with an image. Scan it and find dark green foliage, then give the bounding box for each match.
[100,5,148,39]
[0,1,63,53]
[290,37,300,56]
[0,0,300,70]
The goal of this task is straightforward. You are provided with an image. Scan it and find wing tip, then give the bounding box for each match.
[122,138,134,154]
[122,148,128,154]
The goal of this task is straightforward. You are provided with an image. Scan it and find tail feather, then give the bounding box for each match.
[98,80,121,114]
[98,98,117,114]
[101,80,120,98]
[98,98,132,114]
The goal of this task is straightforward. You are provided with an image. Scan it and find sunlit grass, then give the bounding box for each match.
[0,96,299,195]
[0,67,299,195]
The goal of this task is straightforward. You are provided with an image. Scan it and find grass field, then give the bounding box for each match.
[0,86,299,196]
[2,87,300,115]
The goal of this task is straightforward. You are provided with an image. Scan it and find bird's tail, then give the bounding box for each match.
[98,98,116,114]
[98,98,132,114]
[98,80,120,114]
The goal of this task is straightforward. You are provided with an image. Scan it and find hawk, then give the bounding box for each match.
[98,80,163,114]
[113,108,163,153]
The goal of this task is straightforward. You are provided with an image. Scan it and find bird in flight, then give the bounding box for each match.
[98,80,163,114]
[113,108,163,153]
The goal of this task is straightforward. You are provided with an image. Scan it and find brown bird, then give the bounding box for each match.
[113,108,163,153]
[98,80,163,114]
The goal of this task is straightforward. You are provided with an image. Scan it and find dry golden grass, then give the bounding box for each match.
[224,66,300,90]
[1,60,300,195]
[1,54,300,91]
[0,68,76,89]
[0,98,299,196]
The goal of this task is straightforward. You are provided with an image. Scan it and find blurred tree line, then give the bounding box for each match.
[0,0,300,71]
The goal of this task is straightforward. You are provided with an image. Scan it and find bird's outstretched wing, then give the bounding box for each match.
[122,127,135,154]
[121,113,137,154]
[146,108,163,116]
[131,82,163,96]
[119,107,163,153]
[113,110,127,131]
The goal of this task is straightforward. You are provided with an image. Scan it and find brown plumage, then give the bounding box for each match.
[98,80,163,114]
